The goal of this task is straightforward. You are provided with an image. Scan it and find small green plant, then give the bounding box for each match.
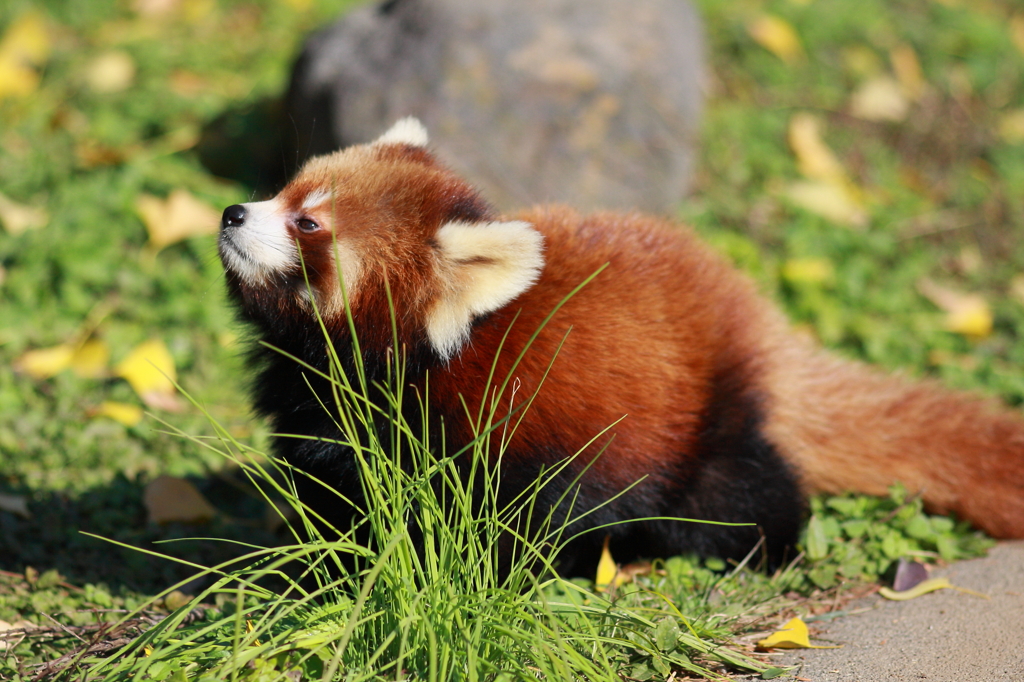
[798,485,995,590]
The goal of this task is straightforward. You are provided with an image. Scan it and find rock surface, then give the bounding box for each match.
[286,0,705,214]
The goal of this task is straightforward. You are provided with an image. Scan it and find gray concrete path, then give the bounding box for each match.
[772,541,1024,681]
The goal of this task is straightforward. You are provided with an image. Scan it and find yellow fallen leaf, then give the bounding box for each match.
[1011,15,1024,57]
[998,109,1024,145]
[748,15,804,64]
[92,401,144,427]
[0,191,48,235]
[115,339,183,411]
[85,50,136,94]
[15,337,111,380]
[785,180,868,228]
[849,76,909,122]
[789,113,846,183]
[0,493,30,519]
[757,617,841,650]
[879,577,989,601]
[917,278,993,338]
[0,11,50,99]
[14,344,75,379]
[595,535,618,591]
[890,44,926,101]
[245,619,263,647]
[136,188,220,251]
[143,475,217,525]
[785,114,867,227]
[781,258,834,285]
[70,338,110,379]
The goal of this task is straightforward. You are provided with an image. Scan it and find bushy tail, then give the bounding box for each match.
[762,336,1024,539]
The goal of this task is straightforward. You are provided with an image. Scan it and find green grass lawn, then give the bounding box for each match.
[2,0,1023,679]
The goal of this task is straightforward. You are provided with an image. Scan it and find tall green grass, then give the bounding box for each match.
[77,273,769,682]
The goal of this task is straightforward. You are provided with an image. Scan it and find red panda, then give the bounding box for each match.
[219,117,1024,573]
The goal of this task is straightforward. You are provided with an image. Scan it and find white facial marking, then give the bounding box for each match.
[220,197,297,284]
[374,117,429,147]
[301,189,331,211]
[427,220,545,360]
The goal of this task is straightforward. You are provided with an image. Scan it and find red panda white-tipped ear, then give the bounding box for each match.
[374,117,429,147]
[427,220,545,360]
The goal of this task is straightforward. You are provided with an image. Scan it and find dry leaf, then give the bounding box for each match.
[849,76,909,122]
[917,278,993,338]
[890,44,926,100]
[998,109,1024,144]
[91,400,144,427]
[892,558,929,592]
[0,493,30,519]
[0,619,37,650]
[114,338,183,411]
[595,535,618,591]
[757,617,840,650]
[85,50,136,93]
[136,189,220,251]
[789,113,846,183]
[781,258,834,285]
[1012,15,1024,57]
[14,344,75,379]
[785,180,868,228]
[143,475,217,525]
[0,191,48,235]
[786,113,867,227]
[748,15,804,64]
[879,576,988,601]
[0,11,50,100]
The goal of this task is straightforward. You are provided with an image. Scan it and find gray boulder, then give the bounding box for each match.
[286,0,704,214]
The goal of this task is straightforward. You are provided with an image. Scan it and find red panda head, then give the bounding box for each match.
[219,118,545,360]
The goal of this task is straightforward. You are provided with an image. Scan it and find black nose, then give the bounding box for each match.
[221,204,247,228]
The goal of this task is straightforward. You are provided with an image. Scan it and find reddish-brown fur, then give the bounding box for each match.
[433,206,759,492]
[221,131,1024,573]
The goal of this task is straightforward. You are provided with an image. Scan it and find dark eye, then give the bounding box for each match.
[296,217,320,233]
